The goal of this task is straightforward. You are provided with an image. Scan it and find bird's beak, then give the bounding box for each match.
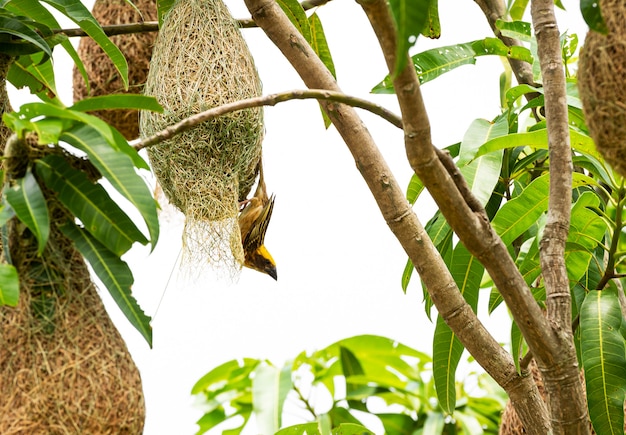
[267,266,277,281]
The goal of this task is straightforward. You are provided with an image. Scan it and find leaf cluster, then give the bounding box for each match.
[191,335,507,435]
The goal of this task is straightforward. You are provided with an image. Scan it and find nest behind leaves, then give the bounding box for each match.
[0,157,145,433]
[140,0,264,275]
[73,0,158,140]
[578,0,626,177]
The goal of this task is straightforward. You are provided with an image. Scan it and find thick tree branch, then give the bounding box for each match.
[530,0,588,432]
[134,89,402,151]
[243,0,548,432]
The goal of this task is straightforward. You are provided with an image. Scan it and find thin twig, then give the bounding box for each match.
[134,89,402,151]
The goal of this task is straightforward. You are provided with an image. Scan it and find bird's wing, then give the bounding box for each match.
[245,194,275,250]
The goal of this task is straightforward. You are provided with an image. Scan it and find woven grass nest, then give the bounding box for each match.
[73,0,158,140]
[140,0,264,276]
[578,0,626,177]
[0,139,144,433]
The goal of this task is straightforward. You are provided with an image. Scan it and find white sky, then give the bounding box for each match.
[8,0,588,433]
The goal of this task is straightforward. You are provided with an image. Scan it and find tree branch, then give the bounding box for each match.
[531,0,589,432]
[243,0,548,432]
[53,0,333,37]
[473,0,540,94]
[134,89,402,151]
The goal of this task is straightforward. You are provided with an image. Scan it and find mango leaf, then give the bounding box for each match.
[475,127,602,162]
[372,38,533,93]
[36,155,148,256]
[60,221,152,346]
[433,242,483,414]
[2,0,88,86]
[580,0,608,34]
[308,12,335,129]
[0,263,19,306]
[492,173,595,247]
[59,124,159,248]
[276,0,311,44]
[275,423,320,435]
[581,288,626,434]
[458,117,507,206]
[156,0,175,26]
[7,52,61,104]
[406,173,425,205]
[252,362,293,435]
[423,0,440,39]
[70,94,163,113]
[192,358,260,395]
[495,19,532,42]
[510,320,525,373]
[377,413,417,435]
[40,0,128,88]
[388,0,432,76]
[0,13,52,57]
[4,168,49,254]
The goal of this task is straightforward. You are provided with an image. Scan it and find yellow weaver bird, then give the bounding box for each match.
[238,161,277,280]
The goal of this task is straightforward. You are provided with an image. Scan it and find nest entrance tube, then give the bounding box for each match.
[141,0,264,278]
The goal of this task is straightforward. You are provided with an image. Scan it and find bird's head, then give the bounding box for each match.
[244,244,277,280]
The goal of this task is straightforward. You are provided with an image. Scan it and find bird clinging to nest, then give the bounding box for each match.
[238,161,277,280]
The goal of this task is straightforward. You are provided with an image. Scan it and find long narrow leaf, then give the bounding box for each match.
[373,38,533,93]
[433,242,483,413]
[41,0,128,87]
[70,94,163,113]
[276,0,311,44]
[36,155,148,256]
[0,263,19,306]
[581,288,626,434]
[60,124,159,248]
[4,168,49,254]
[308,12,335,129]
[252,362,293,435]
[388,0,432,75]
[60,221,152,346]
[8,53,61,104]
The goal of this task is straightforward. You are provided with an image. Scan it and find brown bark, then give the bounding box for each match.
[531,0,590,432]
[243,0,549,432]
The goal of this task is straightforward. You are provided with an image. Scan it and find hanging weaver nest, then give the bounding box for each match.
[2,48,144,434]
[140,0,264,277]
[578,0,626,177]
[498,361,625,434]
[0,137,145,434]
[73,0,158,140]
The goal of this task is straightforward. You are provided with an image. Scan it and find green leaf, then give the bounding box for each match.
[156,0,174,26]
[60,221,152,346]
[40,0,129,87]
[388,0,432,76]
[0,14,52,57]
[252,362,293,435]
[401,257,414,294]
[495,19,532,42]
[60,124,159,248]
[276,0,311,44]
[476,127,601,162]
[406,173,425,205]
[0,263,19,306]
[308,12,335,129]
[331,423,374,435]
[423,0,440,39]
[7,52,61,104]
[510,320,525,373]
[372,38,533,93]
[70,94,164,113]
[581,288,626,434]
[508,0,529,20]
[376,413,416,435]
[433,242,483,414]
[4,168,49,254]
[194,408,227,435]
[275,422,320,435]
[422,411,445,435]
[192,358,260,395]
[459,117,507,206]
[580,0,608,34]
[36,155,148,256]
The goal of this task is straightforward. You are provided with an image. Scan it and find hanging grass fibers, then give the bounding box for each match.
[140,0,264,276]
[73,0,157,140]
[578,0,626,177]
[0,145,144,433]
